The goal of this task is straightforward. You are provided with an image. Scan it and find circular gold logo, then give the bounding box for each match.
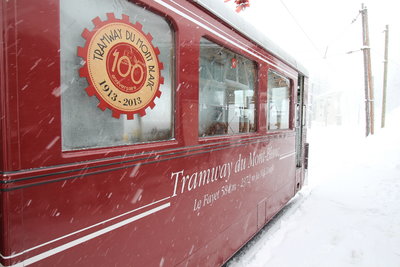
[78,13,164,119]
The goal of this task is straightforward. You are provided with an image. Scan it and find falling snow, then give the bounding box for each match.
[30,58,42,71]
[131,189,143,204]
[159,257,165,267]
[227,108,400,267]
[130,164,141,177]
[46,136,60,150]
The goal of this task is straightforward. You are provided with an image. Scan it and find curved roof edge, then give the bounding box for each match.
[191,0,308,76]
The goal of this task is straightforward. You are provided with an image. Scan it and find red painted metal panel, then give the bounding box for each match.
[1,0,21,171]
[2,136,297,265]
[0,0,307,266]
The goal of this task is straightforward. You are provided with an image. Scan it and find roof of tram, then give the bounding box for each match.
[191,0,309,76]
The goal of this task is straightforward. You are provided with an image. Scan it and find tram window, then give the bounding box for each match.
[199,38,257,137]
[60,0,174,150]
[267,71,291,130]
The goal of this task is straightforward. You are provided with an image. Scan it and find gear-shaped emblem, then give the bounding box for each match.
[78,13,164,119]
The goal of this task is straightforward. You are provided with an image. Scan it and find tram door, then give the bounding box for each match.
[295,75,306,188]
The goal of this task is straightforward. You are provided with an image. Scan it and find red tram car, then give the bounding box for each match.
[0,0,308,266]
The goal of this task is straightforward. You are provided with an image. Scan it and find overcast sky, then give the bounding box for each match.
[226,0,400,120]
[237,0,399,65]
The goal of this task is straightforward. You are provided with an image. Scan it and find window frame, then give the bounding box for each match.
[198,36,259,140]
[266,69,295,133]
[59,0,177,152]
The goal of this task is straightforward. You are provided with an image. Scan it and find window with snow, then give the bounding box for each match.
[199,38,257,137]
[60,0,174,150]
[267,70,291,131]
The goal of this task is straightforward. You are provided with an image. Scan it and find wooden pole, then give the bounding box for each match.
[381,25,389,128]
[361,4,374,136]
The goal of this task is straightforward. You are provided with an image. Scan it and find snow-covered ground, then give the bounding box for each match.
[227,108,400,267]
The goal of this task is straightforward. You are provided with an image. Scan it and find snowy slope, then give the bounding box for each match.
[227,109,400,267]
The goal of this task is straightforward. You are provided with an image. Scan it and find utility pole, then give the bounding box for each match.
[381,25,389,128]
[361,3,375,136]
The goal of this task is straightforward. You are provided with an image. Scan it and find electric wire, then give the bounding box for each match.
[324,12,361,58]
[278,0,322,57]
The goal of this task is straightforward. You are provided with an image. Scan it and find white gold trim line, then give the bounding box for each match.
[0,196,171,260]
[1,203,170,267]
[279,151,296,160]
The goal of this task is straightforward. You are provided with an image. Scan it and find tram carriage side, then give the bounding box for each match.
[0,0,308,266]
